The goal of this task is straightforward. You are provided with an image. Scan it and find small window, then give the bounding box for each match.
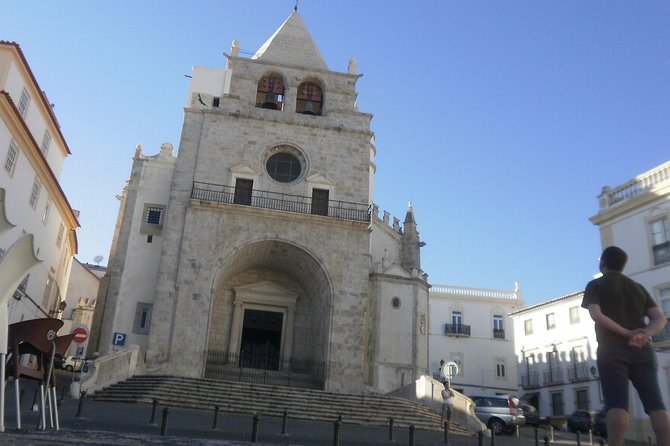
[495,358,506,378]
[650,217,670,265]
[29,179,41,209]
[146,207,162,225]
[42,199,52,224]
[133,303,153,334]
[18,88,30,117]
[546,313,556,330]
[41,131,51,156]
[233,178,253,205]
[311,189,329,216]
[524,319,533,335]
[256,74,284,110]
[296,81,323,115]
[569,306,581,324]
[551,391,564,416]
[56,224,64,248]
[391,297,401,309]
[212,97,220,107]
[4,142,18,175]
[147,235,153,243]
[575,388,589,411]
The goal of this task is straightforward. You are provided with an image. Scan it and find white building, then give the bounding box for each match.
[430,284,522,396]
[61,258,101,357]
[589,160,670,441]
[92,11,430,395]
[0,41,79,323]
[511,291,601,420]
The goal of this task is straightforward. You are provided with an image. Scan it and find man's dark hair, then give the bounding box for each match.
[601,246,628,271]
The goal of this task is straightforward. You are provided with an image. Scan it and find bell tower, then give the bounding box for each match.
[145,11,378,393]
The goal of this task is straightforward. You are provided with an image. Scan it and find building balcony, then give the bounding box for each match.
[520,372,541,389]
[597,160,670,210]
[566,364,591,382]
[444,323,471,337]
[191,181,371,223]
[493,328,505,339]
[543,368,564,386]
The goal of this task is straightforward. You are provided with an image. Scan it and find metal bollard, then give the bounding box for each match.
[211,405,219,429]
[31,388,39,411]
[550,426,554,442]
[333,418,341,446]
[281,409,288,435]
[490,428,496,446]
[149,399,158,424]
[409,424,415,446]
[478,431,485,446]
[160,407,169,436]
[443,420,449,445]
[588,429,593,445]
[534,427,539,446]
[544,436,550,446]
[60,385,67,402]
[74,391,86,418]
[577,430,581,446]
[388,416,394,441]
[251,413,260,443]
[516,425,520,438]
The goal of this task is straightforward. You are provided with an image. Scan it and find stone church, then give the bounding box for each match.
[91,11,430,394]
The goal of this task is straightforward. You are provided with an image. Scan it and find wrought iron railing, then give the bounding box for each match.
[653,319,670,344]
[543,367,564,386]
[520,371,541,389]
[204,349,326,390]
[191,181,371,222]
[493,328,505,339]
[444,323,471,337]
[566,364,591,382]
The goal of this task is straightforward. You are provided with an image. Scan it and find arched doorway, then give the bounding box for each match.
[204,240,332,389]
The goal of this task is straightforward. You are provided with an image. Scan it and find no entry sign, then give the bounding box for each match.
[72,327,89,344]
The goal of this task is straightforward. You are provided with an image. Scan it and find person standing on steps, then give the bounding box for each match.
[582,246,670,446]
[441,379,455,431]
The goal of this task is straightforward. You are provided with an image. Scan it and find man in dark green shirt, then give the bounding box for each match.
[582,246,669,446]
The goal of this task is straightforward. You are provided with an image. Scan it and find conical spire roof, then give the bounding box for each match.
[252,11,329,71]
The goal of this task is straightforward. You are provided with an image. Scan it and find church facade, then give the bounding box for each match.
[92,12,429,394]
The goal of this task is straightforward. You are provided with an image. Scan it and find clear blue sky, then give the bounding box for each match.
[4,1,669,305]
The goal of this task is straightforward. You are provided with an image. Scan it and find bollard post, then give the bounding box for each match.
[478,430,485,446]
[31,388,39,411]
[443,420,449,445]
[588,429,593,445]
[149,399,158,424]
[516,424,520,439]
[160,407,169,436]
[251,413,260,443]
[388,416,394,441]
[60,385,66,403]
[577,430,581,446]
[74,391,86,418]
[534,427,539,446]
[550,425,554,442]
[211,405,219,429]
[544,435,550,446]
[409,424,415,446]
[281,409,288,435]
[490,428,496,446]
[333,418,341,446]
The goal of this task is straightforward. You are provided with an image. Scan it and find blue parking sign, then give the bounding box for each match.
[112,332,127,346]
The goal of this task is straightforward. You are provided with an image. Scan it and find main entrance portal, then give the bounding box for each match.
[240,309,283,370]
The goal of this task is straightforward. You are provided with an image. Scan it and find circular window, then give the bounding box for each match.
[263,145,307,183]
[391,297,401,309]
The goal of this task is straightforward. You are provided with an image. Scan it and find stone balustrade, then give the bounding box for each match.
[431,285,519,300]
[598,160,670,210]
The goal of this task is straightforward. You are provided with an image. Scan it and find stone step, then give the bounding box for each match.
[92,375,471,435]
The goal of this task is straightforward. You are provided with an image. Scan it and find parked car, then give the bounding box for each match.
[520,403,549,427]
[470,394,526,435]
[567,410,596,433]
[59,355,84,372]
[593,408,607,438]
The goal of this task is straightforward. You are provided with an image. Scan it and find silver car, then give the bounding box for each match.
[470,394,526,435]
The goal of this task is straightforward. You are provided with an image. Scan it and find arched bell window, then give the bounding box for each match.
[296,81,323,116]
[256,74,285,110]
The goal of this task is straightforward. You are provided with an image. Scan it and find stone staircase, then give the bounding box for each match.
[91,375,472,435]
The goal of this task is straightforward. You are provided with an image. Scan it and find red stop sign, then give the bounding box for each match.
[72,327,88,344]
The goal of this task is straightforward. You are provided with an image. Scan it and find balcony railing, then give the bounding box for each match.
[444,323,471,337]
[493,328,505,339]
[520,371,541,389]
[599,161,670,209]
[191,181,371,223]
[543,367,564,386]
[567,364,591,382]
